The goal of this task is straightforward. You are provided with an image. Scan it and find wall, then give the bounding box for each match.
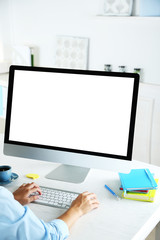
[1,0,160,168]
[1,0,160,84]
[0,0,12,61]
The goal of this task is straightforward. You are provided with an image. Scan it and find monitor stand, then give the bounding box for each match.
[45,164,90,183]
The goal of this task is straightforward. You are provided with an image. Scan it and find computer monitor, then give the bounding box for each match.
[4,65,139,183]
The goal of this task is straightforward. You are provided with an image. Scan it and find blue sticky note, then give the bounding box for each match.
[0,86,3,116]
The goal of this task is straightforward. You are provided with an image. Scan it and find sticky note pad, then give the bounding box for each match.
[26,173,40,179]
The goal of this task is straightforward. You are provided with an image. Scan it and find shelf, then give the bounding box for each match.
[96,15,160,19]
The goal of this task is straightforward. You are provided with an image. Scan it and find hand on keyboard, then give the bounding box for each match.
[13,182,42,205]
[13,184,99,231]
[70,191,100,216]
[57,191,100,229]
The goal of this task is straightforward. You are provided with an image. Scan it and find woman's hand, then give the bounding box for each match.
[13,182,42,205]
[58,191,99,230]
[70,191,99,217]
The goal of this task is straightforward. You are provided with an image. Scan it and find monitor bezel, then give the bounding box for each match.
[4,65,139,161]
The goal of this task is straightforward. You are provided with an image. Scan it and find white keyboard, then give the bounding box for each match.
[33,186,79,209]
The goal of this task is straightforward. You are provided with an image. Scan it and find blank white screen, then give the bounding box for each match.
[9,70,134,156]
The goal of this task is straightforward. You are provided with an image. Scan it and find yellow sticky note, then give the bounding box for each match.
[26,173,40,179]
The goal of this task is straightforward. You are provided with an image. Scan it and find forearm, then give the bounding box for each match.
[58,191,99,230]
[57,207,81,230]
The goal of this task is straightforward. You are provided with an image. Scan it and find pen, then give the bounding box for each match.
[104,184,121,200]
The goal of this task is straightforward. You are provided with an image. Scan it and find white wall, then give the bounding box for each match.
[0,0,12,61]
[1,0,160,167]
[1,0,160,84]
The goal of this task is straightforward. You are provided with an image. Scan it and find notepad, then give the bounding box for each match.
[122,179,159,202]
[119,169,158,192]
[119,186,149,193]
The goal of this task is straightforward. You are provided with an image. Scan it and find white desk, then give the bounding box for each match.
[1,135,160,240]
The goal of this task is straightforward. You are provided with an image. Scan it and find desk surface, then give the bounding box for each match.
[1,135,160,240]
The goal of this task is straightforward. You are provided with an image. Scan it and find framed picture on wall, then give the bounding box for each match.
[54,36,89,70]
[103,0,133,16]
